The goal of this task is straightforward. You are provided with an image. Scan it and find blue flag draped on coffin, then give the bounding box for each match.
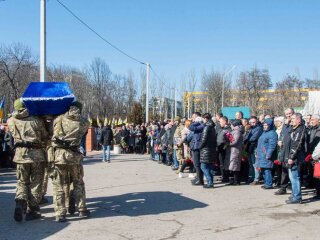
[22,82,75,115]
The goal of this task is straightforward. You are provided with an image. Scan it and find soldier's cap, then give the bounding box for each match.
[14,98,25,111]
[70,101,83,111]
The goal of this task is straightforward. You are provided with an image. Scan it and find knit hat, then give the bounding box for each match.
[231,119,242,127]
[14,98,25,111]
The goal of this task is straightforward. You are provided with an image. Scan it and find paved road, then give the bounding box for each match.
[1,151,319,240]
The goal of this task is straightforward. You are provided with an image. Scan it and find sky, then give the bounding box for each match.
[1,0,320,92]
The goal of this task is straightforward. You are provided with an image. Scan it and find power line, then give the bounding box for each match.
[55,0,146,65]
[55,0,184,100]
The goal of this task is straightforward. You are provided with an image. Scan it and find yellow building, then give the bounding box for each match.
[184,88,319,115]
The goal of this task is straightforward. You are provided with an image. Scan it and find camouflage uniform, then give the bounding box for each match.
[8,107,48,221]
[174,122,185,165]
[41,116,55,203]
[51,105,89,220]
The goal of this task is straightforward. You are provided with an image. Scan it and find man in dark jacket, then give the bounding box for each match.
[189,112,205,186]
[306,114,320,197]
[140,124,147,154]
[216,116,231,182]
[158,123,167,163]
[244,116,263,184]
[284,113,306,204]
[169,119,178,170]
[100,125,114,162]
[275,108,294,195]
[215,112,223,133]
[200,113,217,188]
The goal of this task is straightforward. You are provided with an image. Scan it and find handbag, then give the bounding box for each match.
[314,162,320,179]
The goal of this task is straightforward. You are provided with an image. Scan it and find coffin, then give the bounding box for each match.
[22,82,75,116]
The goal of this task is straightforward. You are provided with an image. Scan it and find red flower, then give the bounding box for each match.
[225,132,234,143]
[274,160,281,165]
[305,154,313,163]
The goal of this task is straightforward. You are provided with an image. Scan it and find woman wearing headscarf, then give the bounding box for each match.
[257,118,278,189]
[225,119,244,185]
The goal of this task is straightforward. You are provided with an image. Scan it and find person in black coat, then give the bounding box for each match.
[308,115,320,198]
[100,125,114,162]
[200,113,217,188]
[140,124,147,154]
[305,114,320,190]
[216,116,231,182]
[275,108,295,195]
[244,116,263,184]
[189,112,205,185]
[283,113,306,204]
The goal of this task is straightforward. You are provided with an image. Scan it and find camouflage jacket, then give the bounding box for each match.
[8,109,48,163]
[52,106,89,165]
[173,123,185,149]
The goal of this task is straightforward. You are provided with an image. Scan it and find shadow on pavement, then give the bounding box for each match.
[0,169,71,240]
[87,191,208,218]
[82,156,148,165]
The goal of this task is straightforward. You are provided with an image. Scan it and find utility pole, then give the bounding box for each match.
[145,63,150,123]
[40,0,46,82]
[206,95,209,113]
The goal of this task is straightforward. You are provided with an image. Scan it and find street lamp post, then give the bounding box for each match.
[145,63,150,123]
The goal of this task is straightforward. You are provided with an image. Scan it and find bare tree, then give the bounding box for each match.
[0,43,38,114]
[201,69,231,114]
[85,57,112,117]
[305,78,320,89]
[235,67,272,115]
[274,74,305,115]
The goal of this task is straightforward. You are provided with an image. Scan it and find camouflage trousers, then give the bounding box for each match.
[42,165,49,196]
[175,148,184,165]
[15,162,45,207]
[52,164,87,217]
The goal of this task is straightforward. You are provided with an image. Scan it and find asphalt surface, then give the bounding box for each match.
[0,151,319,240]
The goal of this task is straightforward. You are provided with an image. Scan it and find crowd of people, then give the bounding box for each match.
[0,124,14,168]
[3,102,320,225]
[96,123,148,162]
[134,108,320,204]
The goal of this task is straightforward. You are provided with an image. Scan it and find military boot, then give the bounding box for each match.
[68,196,76,215]
[56,215,67,222]
[14,199,25,222]
[79,209,90,218]
[25,206,41,221]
